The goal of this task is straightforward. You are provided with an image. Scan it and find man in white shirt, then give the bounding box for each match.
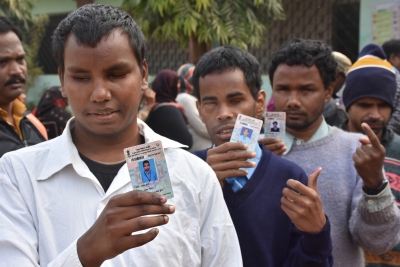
[0,4,241,267]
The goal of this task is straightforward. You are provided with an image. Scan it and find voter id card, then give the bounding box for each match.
[124,140,174,199]
[264,112,286,140]
[230,114,263,152]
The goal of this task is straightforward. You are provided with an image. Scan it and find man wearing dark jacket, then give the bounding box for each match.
[341,43,400,267]
[0,16,46,157]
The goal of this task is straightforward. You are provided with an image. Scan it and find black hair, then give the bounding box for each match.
[0,16,23,41]
[143,160,149,166]
[273,121,278,124]
[52,4,146,74]
[268,39,337,89]
[382,39,400,58]
[192,46,262,101]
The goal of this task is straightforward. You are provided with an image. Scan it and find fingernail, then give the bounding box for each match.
[251,162,256,167]
[154,228,159,234]
[169,205,175,213]
[164,215,169,223]
[158,197,166,202]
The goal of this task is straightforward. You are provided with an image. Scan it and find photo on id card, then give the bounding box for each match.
[124,140,174,199]
[264,112,286,140]
[230,114,263,152]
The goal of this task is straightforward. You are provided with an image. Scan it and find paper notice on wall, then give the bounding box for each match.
[372,0,400,45]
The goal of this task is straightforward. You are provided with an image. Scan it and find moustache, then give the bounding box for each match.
[4,76,26,86]
[284,109,307,116]
[363,120,385,127]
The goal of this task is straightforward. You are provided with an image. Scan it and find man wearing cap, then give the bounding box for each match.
[382,39,400,136]
[341,43,400,267]
[322,51,352,127]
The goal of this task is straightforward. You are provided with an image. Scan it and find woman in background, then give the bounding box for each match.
[176,63,211,151]
[33,86,71,139]
[145,70,193,149]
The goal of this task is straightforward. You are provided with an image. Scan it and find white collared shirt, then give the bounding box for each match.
[0,118,242,267]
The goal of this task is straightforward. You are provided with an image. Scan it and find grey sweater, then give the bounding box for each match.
[284,127,400,267]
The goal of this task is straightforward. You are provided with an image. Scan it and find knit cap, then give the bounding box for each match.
[332,52,352,76]
[343,43,396,110]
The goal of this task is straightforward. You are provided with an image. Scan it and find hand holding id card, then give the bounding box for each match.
[124,140,174,199]
[264,112,286,140]
[230,114,263,152]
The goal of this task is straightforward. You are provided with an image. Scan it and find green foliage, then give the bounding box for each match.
[122,0,285,50]
[0,0,49,91]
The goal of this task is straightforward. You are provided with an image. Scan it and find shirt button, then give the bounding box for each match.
[296,140,302,145]
[367,199,374,204]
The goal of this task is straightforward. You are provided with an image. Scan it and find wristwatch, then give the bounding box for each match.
[362,180,388,195]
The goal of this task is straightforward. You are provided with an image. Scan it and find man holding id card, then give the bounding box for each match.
[192,46,333,267]
[0,4,241,267]
[270,39,400,267]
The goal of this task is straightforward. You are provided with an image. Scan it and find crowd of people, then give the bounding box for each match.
[1,3,400,267]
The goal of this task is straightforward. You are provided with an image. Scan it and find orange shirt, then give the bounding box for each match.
[0,99,26,140]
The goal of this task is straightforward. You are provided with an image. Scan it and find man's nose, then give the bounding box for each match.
[8,60,24,77]
[216,104,234,121]
[90,79,112,102]
[286,91,301,108]
[369,106,381,120]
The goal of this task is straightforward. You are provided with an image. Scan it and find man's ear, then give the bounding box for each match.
[196,100,205,124]
[324,83,334,103]
[141,60,149,92]
[256,90,267,118]
[58,67,67,98]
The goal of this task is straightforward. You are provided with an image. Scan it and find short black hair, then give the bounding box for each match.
[143,160,149,166]
[382,39,400,58]
[0,16,23,41]
[52,4,146,74]
[269,39,337,89]
[192,46,262,101]
[273,121,278,124]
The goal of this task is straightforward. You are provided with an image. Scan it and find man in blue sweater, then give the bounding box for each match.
[192,46,333,267]
[340,43,400,267]
[269,39,400,267]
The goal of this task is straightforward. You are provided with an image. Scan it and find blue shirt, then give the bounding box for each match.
[238,135,251,144]
[142,170,158,182]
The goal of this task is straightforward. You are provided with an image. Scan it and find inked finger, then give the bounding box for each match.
[361,123,381,148]
[109,190,167,208]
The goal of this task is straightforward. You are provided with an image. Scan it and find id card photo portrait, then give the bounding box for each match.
[138,158,159,183]
[239,127,253,144]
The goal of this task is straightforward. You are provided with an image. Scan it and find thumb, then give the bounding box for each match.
[308,167,322,193]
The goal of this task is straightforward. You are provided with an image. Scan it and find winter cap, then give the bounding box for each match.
[343,43,396,110]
